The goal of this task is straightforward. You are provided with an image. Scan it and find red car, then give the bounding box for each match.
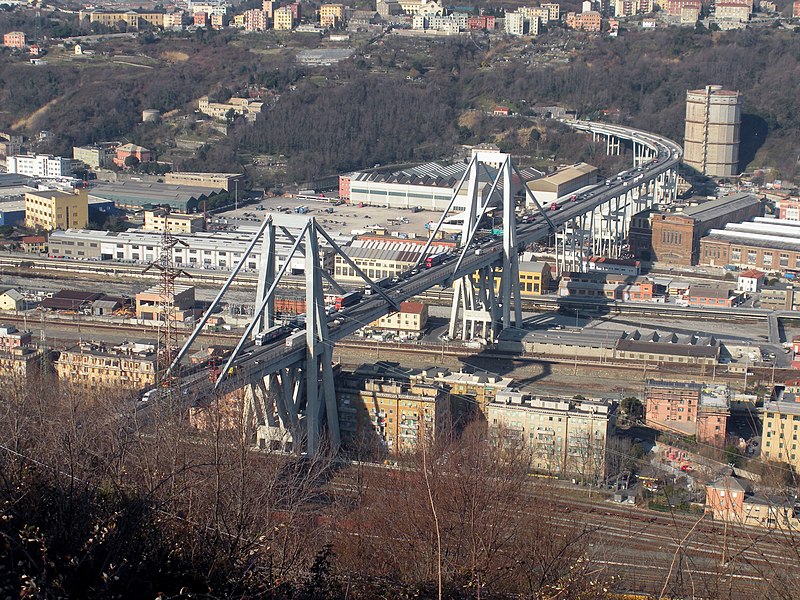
[550,202,559,211]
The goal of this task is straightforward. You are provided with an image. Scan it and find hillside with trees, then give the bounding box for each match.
[0,23,798,182]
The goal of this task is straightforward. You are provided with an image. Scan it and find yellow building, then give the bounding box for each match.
[434,369,514,417]
[0,289,24,311]
[368,301,428,333]
[24,189,88,231]
[761,385,800,471]
[55,341,156,391]
[337,371,449,454]
[0,349,41,383]
[472,261,552,300]
[319,3,346,27]
[143,209,205,234]
[78,9,165,29]
[198,96,265,122]
[273,6,294,29]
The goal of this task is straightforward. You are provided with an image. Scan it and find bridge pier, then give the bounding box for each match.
[446,153,523,342]
[606,135,621,156]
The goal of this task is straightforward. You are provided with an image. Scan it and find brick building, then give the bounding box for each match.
[700,218,800,271]
[650,193,763,266]
[558,272,656,301]
[686,284,738,308]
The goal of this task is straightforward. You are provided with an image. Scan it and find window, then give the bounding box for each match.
[764,253,773,266]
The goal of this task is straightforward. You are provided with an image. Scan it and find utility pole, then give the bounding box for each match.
[143,227,190,403]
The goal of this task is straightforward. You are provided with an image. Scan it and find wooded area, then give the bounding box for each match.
[1,22,798,181]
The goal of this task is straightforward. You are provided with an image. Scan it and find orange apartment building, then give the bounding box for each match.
[0,324,32,352]
[2,31,26,49]
[113,143,151,168]
[645,380,729,446]
[565,11,601,31]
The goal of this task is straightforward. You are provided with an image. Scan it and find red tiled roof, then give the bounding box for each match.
[399,301,425,315]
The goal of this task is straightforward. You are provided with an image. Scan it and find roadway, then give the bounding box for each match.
[175,121,684,396]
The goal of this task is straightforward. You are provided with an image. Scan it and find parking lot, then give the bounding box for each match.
[217,195,439,239]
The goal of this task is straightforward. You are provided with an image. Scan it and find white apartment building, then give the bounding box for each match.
[488,391,615,480]
[188,0,230,16]
[505,11,525,35]
[7,154,72,178]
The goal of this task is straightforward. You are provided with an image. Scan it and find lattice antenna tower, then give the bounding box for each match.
[143,226,190,396]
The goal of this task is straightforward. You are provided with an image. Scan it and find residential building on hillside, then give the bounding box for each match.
[7,154,71,178]
[113,144,151,168]
[667,0,700,15]
[541,2,560,19]
[487,391,615,480]
[319,3,346,27]
[243,8,268,30]
[565,10,601,31]
[24,189,88,231]
[78,9,166,29]
[273,5,294,29]
[0,132,23,157]
[198,96,264,122]
[2,31,26,48]
[715,2,751,21]
[73,145,109,169]
[650,193,763,265]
